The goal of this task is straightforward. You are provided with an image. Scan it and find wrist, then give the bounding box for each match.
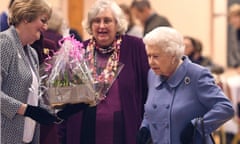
[17,104,27,115]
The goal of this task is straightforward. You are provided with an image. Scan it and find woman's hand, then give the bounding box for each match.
[136,127,151,144]
[24,105,60,125]
[56,103,89,120]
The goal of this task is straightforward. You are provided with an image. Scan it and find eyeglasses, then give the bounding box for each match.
[92,17,115,26]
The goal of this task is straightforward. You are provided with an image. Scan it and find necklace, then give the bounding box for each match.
[85,36,122,83]
[96,45,115,54]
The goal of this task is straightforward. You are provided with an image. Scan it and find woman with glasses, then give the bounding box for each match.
[57,0,149,144]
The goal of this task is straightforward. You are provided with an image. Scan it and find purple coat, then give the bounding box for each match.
[57,35,149,144]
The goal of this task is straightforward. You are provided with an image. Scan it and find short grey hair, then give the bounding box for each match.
[82,0,128,35]
[143,27,185,59]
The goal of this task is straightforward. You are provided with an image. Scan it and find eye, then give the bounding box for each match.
[153,55,159,58]
[92,18,101,24]
[40,18,48,24]
[103,18,113,24]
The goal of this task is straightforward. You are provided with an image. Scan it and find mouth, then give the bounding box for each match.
[151,67,160,72]
[97,31,108,36]
[151,66,158,70]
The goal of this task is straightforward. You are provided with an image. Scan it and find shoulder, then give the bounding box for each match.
[0,11,7,19]
[121,35,145,53]
[183,57,209,78]
[0,30,15,53]
[127,25,143,38]
[153,14,171,26]
[187,62,214,85]
[122,35,144,45]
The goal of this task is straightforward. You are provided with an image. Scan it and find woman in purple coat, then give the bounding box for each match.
[57,0,149,144]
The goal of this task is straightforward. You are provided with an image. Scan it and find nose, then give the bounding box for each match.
[99,20,106,28]
[148,56,154,65]
[42,24,48,31]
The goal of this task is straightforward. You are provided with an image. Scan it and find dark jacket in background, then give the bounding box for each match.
[144,13,171,35]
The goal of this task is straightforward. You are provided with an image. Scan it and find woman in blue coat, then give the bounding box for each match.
[137,27,234,144]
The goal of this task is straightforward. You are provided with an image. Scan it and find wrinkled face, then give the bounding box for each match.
[229,14,240,29]
[146,45,175,76]
[183,38,194,56]
[24,14,48,44]
[91,8,118,47]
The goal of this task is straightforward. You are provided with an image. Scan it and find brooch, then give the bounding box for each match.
[184,76,191,85]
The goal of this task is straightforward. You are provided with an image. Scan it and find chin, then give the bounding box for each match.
[153,70,161,75]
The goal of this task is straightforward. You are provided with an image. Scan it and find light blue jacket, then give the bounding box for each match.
[142,56,234,144]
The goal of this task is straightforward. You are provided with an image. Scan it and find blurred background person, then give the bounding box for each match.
[119,3,143,38]
[34,9,64,66]
[33,8,83,66]
[130,0,172,36]
[0,0,15,31]
[57,0,149,144]
[137,26,234,144]
[228,3,240,70]
[184,36,224,75]
[0,0,62,143]
[42,9,63,49]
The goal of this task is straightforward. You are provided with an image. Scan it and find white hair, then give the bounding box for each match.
[82,0,128,35]
[143,27,185,59]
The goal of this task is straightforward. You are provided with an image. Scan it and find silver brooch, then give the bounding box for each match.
[184,76,191,85]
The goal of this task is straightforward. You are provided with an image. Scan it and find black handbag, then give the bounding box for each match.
[193,117,215,144]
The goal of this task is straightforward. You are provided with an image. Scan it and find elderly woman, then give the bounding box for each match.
[137,27,234,144]
[57,0,149,144]
[0,0,61,143]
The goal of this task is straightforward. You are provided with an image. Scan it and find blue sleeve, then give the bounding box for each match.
[196,69,234,134]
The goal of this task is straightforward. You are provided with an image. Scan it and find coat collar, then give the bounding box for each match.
[154,56,190,88]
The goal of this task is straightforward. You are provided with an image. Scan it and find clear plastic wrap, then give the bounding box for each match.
[44,35,124,107]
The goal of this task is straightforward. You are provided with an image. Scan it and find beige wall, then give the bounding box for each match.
[0,0,228,67]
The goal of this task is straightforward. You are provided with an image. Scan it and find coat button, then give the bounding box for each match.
[166,104,170,109]
[153,104,157,109]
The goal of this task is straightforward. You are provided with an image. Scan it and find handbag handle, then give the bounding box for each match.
[193,117,215,144]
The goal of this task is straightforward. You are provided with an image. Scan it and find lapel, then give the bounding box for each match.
[9,26,39,81]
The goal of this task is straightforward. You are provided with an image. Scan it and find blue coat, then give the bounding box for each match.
[142,56,234,144]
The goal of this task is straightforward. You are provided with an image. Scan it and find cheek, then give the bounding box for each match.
[154,59,164,67]
[185,48,192,54]
[159,59,171,68]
